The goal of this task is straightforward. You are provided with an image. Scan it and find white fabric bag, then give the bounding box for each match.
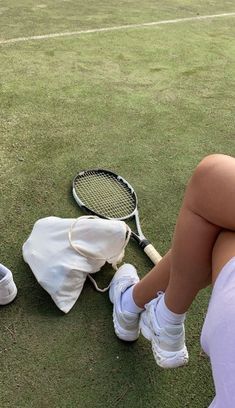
[22,216,131,313]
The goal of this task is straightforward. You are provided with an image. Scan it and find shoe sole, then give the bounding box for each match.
[140,315,189,369]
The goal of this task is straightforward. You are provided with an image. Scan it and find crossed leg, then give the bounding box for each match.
[110,153,235,367]
[110,154,235,374]
[133,154,235,312]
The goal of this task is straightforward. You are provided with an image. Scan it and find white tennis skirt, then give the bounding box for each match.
[201,257,235,408]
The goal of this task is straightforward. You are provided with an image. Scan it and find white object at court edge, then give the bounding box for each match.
[0,264,17,305]
[109,263,140,341]
[22,216,130,313]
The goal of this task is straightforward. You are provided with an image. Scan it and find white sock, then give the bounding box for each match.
[121,285,144,314]
[155,294,186,327]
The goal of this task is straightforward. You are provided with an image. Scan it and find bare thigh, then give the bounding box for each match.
[212,230,235,284]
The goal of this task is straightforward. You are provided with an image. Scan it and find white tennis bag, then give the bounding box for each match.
[22,216,131,313]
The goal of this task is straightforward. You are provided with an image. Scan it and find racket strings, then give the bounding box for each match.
[74,171,136,218]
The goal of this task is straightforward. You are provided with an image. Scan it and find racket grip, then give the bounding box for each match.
[144,244,162,265]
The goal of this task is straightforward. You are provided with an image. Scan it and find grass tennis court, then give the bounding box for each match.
[1,1,235,406]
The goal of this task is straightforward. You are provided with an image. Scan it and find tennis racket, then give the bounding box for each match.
[72,169,162,264]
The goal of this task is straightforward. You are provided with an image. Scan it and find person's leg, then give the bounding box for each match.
[132,250,171,305]
[136,154,235,367]
[110,154,235,366]
[201,231,235,408]
[134,154,235,312]
[212,230,235,283]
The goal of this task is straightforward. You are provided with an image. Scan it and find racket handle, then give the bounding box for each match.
[143,244,162,265]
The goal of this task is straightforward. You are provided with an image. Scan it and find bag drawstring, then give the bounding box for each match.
[68,216,131,292]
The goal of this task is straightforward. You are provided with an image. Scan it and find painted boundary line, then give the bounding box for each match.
[0,12,235,45]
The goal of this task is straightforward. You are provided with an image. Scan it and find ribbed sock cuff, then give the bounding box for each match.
[156,294,186,326]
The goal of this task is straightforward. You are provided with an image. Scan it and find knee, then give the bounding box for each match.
[194,154,228,180]
[189,154,229,190]
[185,154,231,210]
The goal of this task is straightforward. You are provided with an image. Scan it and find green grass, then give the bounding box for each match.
[1,1,235,407]
[0,0,234,39]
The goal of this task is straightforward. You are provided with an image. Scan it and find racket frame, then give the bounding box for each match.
[72,168,162,263]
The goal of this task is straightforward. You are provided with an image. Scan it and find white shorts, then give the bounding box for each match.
[200,257,235,408]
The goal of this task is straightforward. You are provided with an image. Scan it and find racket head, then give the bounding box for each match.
[72,169,138,220]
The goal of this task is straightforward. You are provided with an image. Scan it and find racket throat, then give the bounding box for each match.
[138,238,150,249]
[131,232,149,248]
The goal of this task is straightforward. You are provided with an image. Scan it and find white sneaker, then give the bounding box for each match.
[140,295,189,368]
[109,264,140,341]
[0,264,17,305]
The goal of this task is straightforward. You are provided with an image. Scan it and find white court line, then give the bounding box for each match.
[0,12,235,45]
